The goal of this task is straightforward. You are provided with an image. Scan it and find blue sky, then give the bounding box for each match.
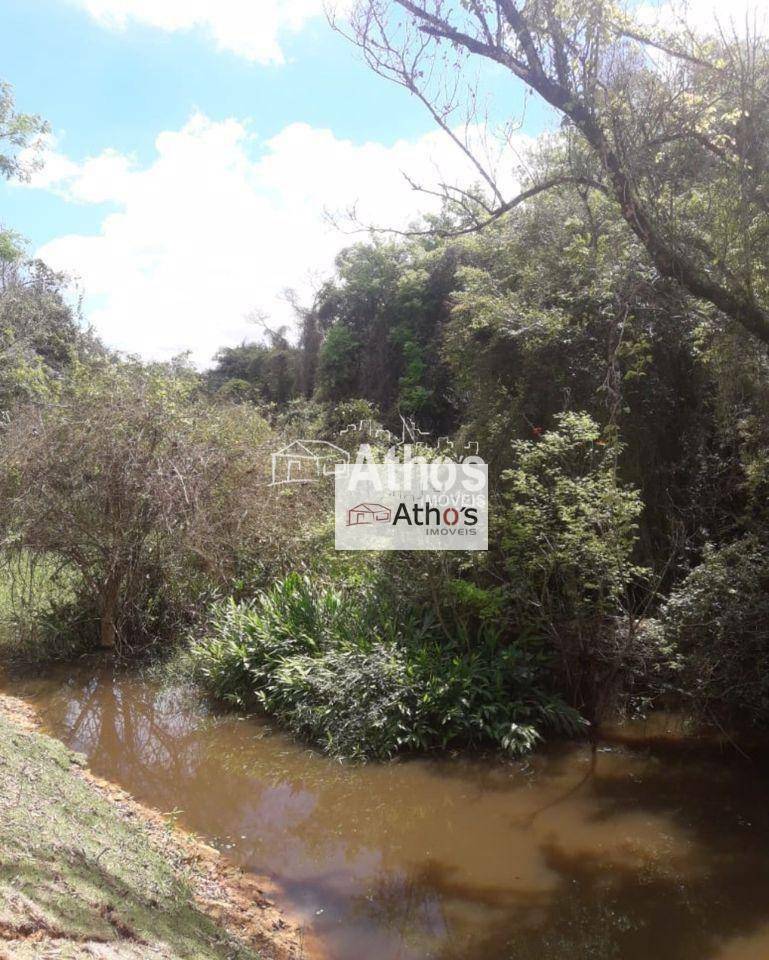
[0,0,700,363]
[2,1,545,240]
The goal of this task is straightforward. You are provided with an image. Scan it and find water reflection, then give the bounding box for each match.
[6,662,769,960]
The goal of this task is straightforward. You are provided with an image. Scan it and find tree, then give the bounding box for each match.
[0,84,81,405]
[502,412,650,717]
[662,535,769,725]
[312,239,458,427]
[0,236,90,407]
[341,1,769,345]
[207,323,300,406]
[0,79,48,182]
[0,362,273,649]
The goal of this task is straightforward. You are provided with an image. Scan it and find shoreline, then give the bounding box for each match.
[0,692,320,960]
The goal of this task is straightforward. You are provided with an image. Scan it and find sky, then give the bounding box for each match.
[0,0,758,365]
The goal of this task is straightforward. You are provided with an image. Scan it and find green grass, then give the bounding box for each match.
[0,553,93,662]
[0,707,261,959]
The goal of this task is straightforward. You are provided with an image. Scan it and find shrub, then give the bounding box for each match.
[186,573,583,760]
[503,412,645,617]
[271,644,415,760]
[501,412,651,718]
[662,535,769,725]
[0,360,280,653]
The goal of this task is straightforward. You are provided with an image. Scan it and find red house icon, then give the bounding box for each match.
[346,502,392,526]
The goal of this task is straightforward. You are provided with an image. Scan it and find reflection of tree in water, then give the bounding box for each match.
[29,666,446,857]
[299,744,769,960]
[40,666,209,808]
[33,665,543,847]
[347,865,450,958]
[18,664,769,960]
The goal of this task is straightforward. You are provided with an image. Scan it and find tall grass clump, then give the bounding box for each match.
[187,573,583,761]
[0,553,95,662]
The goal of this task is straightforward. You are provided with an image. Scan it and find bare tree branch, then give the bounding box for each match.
[336,0,769,345]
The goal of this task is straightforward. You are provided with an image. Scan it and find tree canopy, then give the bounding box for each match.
[342,0,769,344]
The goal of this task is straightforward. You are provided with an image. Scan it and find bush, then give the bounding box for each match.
[271,644,415,760]
[502,412,645,618]
[500,412,653,718]
[0,360,275,652]
[185,573,583,760]
[662,534,769,725]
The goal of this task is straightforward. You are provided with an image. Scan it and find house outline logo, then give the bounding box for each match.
[346,502,392,526]
[271,439,350,485]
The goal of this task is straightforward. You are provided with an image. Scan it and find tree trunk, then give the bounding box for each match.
[98,575,121,649]
[394,2,769,346]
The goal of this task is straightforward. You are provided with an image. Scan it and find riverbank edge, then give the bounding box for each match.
[0,692,314,960]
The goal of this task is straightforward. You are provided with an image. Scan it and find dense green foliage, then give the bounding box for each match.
[185,573,581,760]
[3,12,769,762]
[500,413,657,717]
[662,536,769,725]
[190,181,769,744]
[0,234,93,409]
[502,413,645,618]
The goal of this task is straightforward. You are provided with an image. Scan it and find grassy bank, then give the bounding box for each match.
[0,695,304,960]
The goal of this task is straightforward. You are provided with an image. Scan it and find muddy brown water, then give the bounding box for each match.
[4,663,769,960]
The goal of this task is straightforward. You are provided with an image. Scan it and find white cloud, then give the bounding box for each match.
[637,0,769,37]
[68,0,327,63]
[26,115,527,365]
